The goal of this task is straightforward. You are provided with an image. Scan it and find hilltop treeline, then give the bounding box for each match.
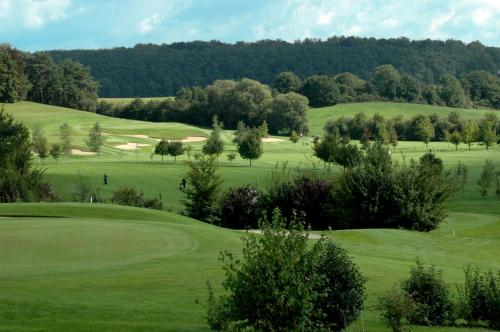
[96,65,500,135]
[0,44,98,110]
[48,37,500,97]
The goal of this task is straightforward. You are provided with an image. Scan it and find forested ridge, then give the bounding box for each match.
[47,37,500,97]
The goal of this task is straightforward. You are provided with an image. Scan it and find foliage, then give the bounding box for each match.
[202,116,224,158]
[214,185,260,229]
[49,143,63,161]
[373,64,401,99]
[226,152,236,163]
[378,285,417,332]
[59,122,72,155]
[300,75,340,107]
[0,47,21,102]
[167,140,184,162]
[269,92,309,134]
[235,127,263,166]
[183,155,222,222]
[154,139,169,162]
[111,186,163,210]
[477,159,496,197]
[86,122,104,153]
[31,123,49,159]
[207,214,365,331]
[289,130,300,148]
[402,260,453,326]
[273,71,302,93]
[462,119,479,150]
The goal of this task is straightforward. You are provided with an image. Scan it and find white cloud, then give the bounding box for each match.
[429,10,455,33]
[0,0,9,17]
[382,18,399,28]
[24,0,71,29]
[317,10,335,25]
[471,8,492,25]
[139,13,162,33]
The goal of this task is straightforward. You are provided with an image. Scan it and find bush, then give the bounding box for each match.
[457,267,500,329]
[111,186,163,210]
[402,260,453,326]
[378,285,417,332]
[206,212,365,331]
[215,185,260,229]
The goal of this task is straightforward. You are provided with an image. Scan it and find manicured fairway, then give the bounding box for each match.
[0,203,498,331]
[2,101,500,331]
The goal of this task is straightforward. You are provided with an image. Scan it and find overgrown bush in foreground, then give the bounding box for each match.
[207,213,365,331]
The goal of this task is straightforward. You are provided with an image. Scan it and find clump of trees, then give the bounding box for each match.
[111,186,163,210]
[0,107,57,202]
[325,112,499,148]
[378,260,500,331]
[207,215,366,331]
[154,139,184,162]
[0,44,98,110]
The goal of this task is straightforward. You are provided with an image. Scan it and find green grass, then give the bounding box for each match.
[1,101,500,331]
[0,203,498,331]
[98,97,173,105]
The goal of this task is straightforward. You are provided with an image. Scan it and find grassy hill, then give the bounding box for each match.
[0,203,497,331]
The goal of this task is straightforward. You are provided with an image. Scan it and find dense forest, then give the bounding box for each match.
[48,37,500,97]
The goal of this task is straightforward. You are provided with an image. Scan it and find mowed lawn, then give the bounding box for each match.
[1,101,500,331]
[0,204,498,331]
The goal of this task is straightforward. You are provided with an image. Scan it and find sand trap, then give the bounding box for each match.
[71,149,97,156]
[247,229,324,240]
[103,132,206,143]
[180,136,207,143]
[123,134,152,139]
[263,137,286,143]
[115,143,151,150]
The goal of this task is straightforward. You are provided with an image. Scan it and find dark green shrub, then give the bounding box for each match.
[378,285,417,332]
[111,186,163,210]
[215,185,260,229]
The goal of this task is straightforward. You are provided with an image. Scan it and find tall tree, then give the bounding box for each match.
[300,75,340,107]
[439,74,467,108]
[155,139,169,162]
[477,159,496,197]
[372,64,401,99]
[461,119,479,151]
[237,128,263,166]
[416,116,435,147]
[59,122,72,155]
[86,122,104,153]
[479,118,498,150]
[167,140,184,162]
[0,47,20,103]
[202,116,225,160]
[31,123,49,159]
[269,92,309,134]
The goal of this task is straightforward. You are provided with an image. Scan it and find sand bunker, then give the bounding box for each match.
[124,134,151,139]
[103,132,206,143]
[263,137,286,143]
[180,136,207,143]
[247,229,324,240]
[115,143,151,150]
[71,149,97,156]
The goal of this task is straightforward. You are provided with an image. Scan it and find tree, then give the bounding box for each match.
[154,139,169,162]
[207,215,365,331]
[49,143,63,162]
[314,133,361,170]
[477,159,495,197]
[202,116,225,159]
[462,119,479,151]
[439,74,467,107]
[227,152,236,164]
[59,122,72,155]
[86,122,104,153]
[398,74,421,102]
[372,64,401,99]
[269,92,309,134]
[479,119,498,150]
[185,145,194,159]
[31,123,49,159]
[289,130,300,150]
[273,71,301,93]
[183,155,222,222]
[300,75,340,107]
[0,47,21,102]
[416,116,435,147]
[167,140,184,162]
[236,128,263,166]
[450,130,462,150]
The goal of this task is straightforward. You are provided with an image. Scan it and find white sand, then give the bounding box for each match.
[180,136,207,143]
[246,229,324,240]
[115,143,151,150]
[103,132,206,143]
[71,149,97,155]
[263,137,286,143]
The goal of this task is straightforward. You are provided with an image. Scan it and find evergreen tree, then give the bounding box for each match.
[49,143,63,162]
[202,116,225,160]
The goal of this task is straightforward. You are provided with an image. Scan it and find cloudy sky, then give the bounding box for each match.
[1,0,499,51]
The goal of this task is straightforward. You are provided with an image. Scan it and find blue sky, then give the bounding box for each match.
[1,0,499,51]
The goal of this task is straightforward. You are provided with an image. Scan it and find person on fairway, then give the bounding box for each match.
[179,178,186,191]
[103,173,108,185]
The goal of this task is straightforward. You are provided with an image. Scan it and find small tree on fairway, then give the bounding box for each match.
[49,143,63,162]
[59,122,72,155]
[183,155,222,222]
[86,122,104,153]
[185,145,194,159]
[462,119,479,151]
[31,123,49,159]
[227,152,236,164]
[416,116,434,147]
[480,120,498,150]
[154,139,169,162]
[202,116,225,160]
[450,130,462,150]
[289,130,300,150]
[237,128,263,166]
[477,159,496,197]
[167,140,184,162]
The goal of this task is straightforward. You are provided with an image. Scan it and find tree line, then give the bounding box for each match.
[0,43,98,111]
[47,37,500,97]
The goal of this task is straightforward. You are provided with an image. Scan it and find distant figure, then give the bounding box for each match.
[179,178,187,191]
[103,173,108,185]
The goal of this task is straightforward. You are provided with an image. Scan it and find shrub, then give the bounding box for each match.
[206,212,365,331]
[111,186,163,210]
[215,185,260,229]
[457,267,500,329]
[402,260,453,326]
[378,285,417,332]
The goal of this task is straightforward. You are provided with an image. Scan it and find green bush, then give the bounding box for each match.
[111,186,163,210]
[378,285,416,332]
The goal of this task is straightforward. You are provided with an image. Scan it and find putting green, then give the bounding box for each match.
[0,217,196,276]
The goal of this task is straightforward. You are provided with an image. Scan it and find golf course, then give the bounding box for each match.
[0,100,499,331]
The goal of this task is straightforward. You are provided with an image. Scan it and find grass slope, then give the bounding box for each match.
[0,203,498,331]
